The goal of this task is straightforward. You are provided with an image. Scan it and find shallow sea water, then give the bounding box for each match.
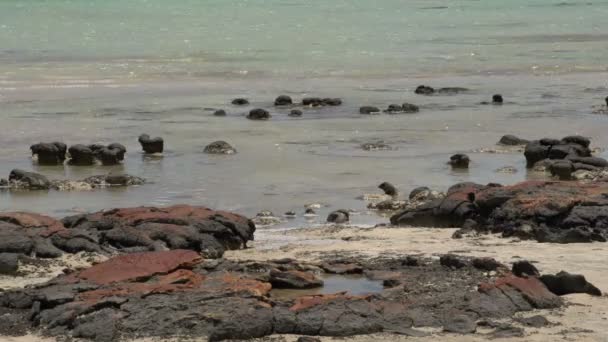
[1,1,608,226]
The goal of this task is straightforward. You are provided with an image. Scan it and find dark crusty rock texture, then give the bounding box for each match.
[0,252,575,341]
[0,205,255,260]
[391,180,608,243]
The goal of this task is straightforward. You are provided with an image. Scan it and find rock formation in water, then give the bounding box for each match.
[138,134,164,154]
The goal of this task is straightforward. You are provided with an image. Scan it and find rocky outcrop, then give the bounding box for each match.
[231,98,249,106]
[203,141,237,155]
[30,142,67,165]
[4,169,144,191]
[415,85,469,95]
[0,252,577,341]
[384,103,419,114]
[8,169,51,190]
[498,135,529,146]
[68,143,126,165]
[392,180,608,243]
[449,154,470,169]
[274,95,293,106]
[138,134,164,154]
[0,205,255,260]
[248,108,271,120]
[524,136,606,180]
[359,106,380,114]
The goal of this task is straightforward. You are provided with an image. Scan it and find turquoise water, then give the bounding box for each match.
[1,1,608,223]
[1,0,608,82]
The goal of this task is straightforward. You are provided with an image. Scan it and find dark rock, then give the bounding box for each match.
[401,103,419,113]
[489,325,524,338]
[296,337,321,342]
[326,210,349,224]
[540,271,602,296]
[68,144,95,165]
[8,169,50,190]
[524,141,550,168]
[213,109,227,116]
[472,257,503,271]
[438,87,469,94]
[0,253,19,275]
[138,134,164,154]
[361,142,391,151]
[566,156,608,168]
[30,142,67,165]
[492,94,504,104]
[561,135,590,148]
[203,141,237,154]
[378,182,398,197]
[385,104,403,113]
[231,98,249,106]
[402,256,419,266]
[512,261,540,278]
[0,178,7,186]
[322,98,342,106]
[498,135,529,146]
[449,154,470,169]
[549,160,574,180]
[269,269,323,289]
[440,254,466,269]
[517,315,550,328]
[104,174,135,186]
[248,108,270,120]
[289,109,303,117]
[302,97,323,106]
[409,186,431,200]
[443,314,476,334]
[304,208,316,215]
[415,85,435,95]
[274,95,293,106]
[96,147,124,165]
[359,106,380,114]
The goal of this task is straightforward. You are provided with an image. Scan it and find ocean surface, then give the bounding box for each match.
[1,0,608,226]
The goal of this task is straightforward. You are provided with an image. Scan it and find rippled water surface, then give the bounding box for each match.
[1,1,608,224]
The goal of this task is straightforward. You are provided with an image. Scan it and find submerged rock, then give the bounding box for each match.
[378,182,398,198]
[359,106,381,114]
[138,134,164,154]
[8,169,50,190]
[289,109,303,117]
[274,95,293,106]
[213,109,227,116]
[492,94,504,104]
[248,108,271,120]
[231,98,249,106]
[361,142,392,151]
[30,142,67,165]
[415,85,435,95]
[498,135,529,146]
[203,141,237,155]
[68,144,95,165]
[448,154,470,169]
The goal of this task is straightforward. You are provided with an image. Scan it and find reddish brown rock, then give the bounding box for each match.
[75,250,201,285]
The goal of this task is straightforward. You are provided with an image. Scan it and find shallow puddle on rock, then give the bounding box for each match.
[270,274,384,299]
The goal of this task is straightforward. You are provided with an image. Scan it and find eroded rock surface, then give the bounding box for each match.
[0,252,574,341]
[0,205,254,260]
[392,180,608,243]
